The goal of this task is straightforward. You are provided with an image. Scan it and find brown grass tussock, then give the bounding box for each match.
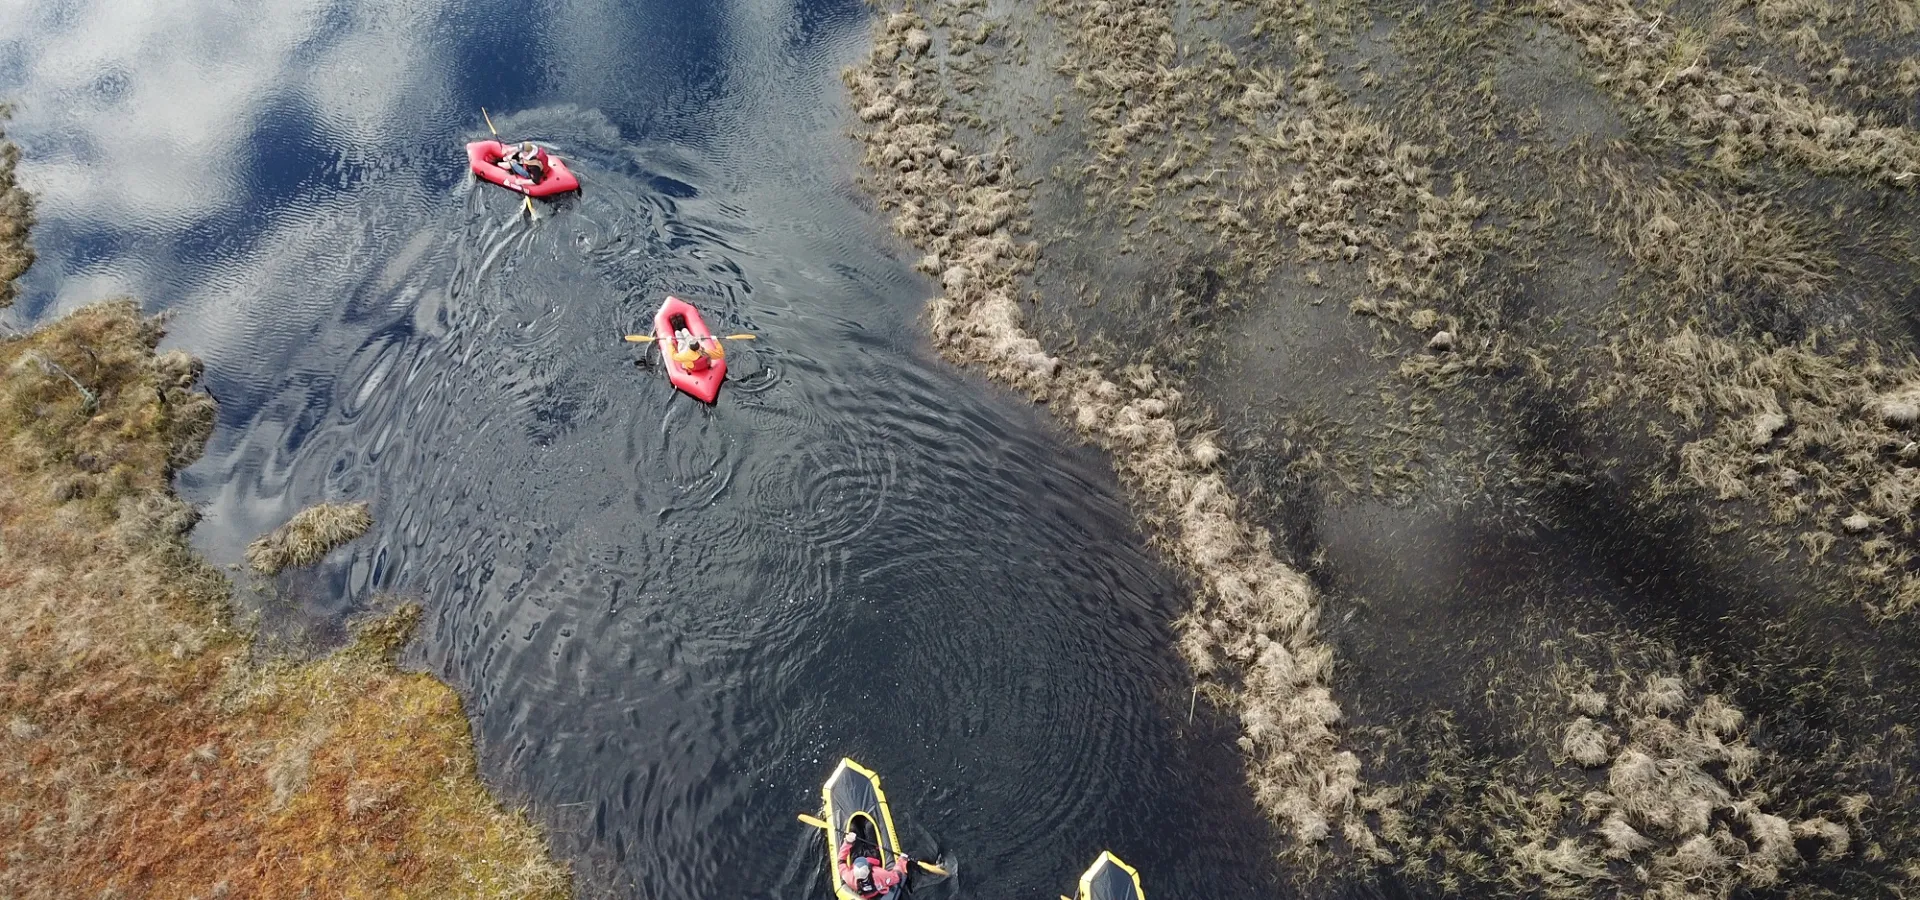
[246,501,374,575]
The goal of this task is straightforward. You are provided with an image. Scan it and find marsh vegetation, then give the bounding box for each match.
[844,0,1920,892]
[0,284,565,893]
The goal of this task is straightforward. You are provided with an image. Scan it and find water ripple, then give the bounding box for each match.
[9,0,1302,896]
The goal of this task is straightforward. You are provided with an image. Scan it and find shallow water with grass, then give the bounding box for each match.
[833,0,1920,893]
[0,0,1349,897]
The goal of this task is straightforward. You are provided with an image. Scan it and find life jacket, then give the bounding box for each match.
[505,145,548,182]
[675,329,711,371]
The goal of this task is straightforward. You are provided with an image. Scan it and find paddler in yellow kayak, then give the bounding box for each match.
[837,829,909,899]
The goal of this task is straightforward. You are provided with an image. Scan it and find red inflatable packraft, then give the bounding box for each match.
[653,296,727,404]
[466,140,580,198]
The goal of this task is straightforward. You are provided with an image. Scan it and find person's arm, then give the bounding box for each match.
[837,833,855,864]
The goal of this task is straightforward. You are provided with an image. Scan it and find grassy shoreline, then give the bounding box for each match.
[0,129,566,898]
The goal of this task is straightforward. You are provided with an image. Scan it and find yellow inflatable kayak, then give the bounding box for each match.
[1073,851,1144,900]
[820,758,907,900]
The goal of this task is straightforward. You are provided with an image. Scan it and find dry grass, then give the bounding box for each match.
[1042,0,1492,333]
[1544,0,1920,184]
[1587,159,1833,301]
[1566,671,1811,895]
[1588,325,1920,616]
[0,302,567,899]
[1025,0,1503,499]
[1898,58,1920,96]
[1373,644,1840,899]
[246,501,374,575]
[848,2,1362,853]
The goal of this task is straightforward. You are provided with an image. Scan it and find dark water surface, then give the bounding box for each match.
[0,0,1303,896]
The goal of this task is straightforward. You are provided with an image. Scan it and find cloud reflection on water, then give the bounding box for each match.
[0,0,457,315]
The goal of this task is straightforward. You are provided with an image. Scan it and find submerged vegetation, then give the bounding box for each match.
[0,267,565,892]
[844,0,1920,892]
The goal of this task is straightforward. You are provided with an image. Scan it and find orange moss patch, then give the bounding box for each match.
[0,302,567,899]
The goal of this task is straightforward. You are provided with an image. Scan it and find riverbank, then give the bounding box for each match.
[845,0,1920,894]
[0,133,565,897]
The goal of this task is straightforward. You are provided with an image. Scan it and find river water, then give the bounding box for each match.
[0,0,1315,896]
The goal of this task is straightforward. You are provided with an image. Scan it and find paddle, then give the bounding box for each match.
[797,813,951,876]
[481,107,538,220]
[623,333,757,342]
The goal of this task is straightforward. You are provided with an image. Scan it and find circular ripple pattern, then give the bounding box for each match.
[0,0,1327,898]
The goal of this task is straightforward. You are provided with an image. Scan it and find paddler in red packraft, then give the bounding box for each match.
[669,326,721,372]
[837,830,909,899]
[493,141,549,188]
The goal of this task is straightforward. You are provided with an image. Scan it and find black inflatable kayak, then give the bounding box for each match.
[821,758,907,900]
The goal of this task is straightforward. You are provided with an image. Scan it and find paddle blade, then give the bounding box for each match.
[722,334,757,340]
[797,813,828,829]
[914,859,950,876]
[524,196,537,219]
[482,107,498,135]
[623,334,657,343]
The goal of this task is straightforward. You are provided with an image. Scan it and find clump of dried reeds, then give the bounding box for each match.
[1382,647,1849,899]
[1591,159,1833,300]
[1043,0,1491,337]
[1562,671,1820,895]
[1592,323,1920,616]
[1544,0,1920,185]
[245,501,374,575]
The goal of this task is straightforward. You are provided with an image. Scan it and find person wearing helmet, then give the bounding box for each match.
[495,141,549,185]
[837,829,908,899]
